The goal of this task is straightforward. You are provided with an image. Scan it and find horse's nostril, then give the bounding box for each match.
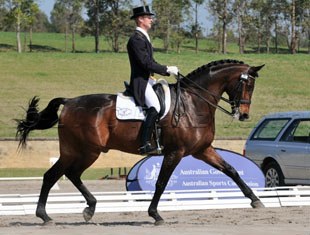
[240,113,249,121]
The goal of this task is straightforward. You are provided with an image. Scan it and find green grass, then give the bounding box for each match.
[0,32,309,139]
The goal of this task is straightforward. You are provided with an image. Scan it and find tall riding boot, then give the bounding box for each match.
[138,107,159,155]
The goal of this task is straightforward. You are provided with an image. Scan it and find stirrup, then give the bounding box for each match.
[138,142,158,155]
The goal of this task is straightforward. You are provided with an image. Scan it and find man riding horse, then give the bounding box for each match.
[127,5,179,155]
[15,6,265,226]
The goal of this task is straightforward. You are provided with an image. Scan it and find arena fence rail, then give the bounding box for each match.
[1,187,310,216]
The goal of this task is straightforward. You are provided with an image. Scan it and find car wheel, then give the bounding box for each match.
[263,162,284,187]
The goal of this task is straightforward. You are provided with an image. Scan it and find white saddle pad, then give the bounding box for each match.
[116,79,171,121]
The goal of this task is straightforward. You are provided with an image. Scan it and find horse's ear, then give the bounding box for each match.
[249,64,265,77]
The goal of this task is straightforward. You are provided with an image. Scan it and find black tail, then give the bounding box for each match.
[15,96,66,148]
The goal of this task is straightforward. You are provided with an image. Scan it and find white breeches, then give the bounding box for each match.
[144,78,160,113]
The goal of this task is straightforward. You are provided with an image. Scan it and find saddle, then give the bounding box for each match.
[116,79,171,121]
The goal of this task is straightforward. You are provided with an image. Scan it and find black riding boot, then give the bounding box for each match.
[138,107,159,155]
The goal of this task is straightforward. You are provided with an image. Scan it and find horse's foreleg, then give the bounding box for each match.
[195,147,264,208]
[221,160,264,208]
[148,152,182,225]
[36,159,65,224]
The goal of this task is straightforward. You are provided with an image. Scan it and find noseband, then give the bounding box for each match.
[176,72,255,118]
[230,73,254,106]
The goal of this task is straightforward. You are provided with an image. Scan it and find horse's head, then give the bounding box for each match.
[181,60,264,121]
[225,64,265,121]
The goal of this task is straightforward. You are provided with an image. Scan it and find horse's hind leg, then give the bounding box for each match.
[194,146,264,208]
[36,159,66,223]
[65,169,97,222]
[64,152,100,222]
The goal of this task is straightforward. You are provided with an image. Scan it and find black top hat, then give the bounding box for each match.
[130,5,154,19]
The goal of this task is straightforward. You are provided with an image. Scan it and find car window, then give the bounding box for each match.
[251,118,290,141]
[280,119,310,143]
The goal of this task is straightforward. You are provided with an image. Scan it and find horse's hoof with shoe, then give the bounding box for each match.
[83,207,95,222]
[43,220,56,226]
[251,200,265,209]
[154,219,165,226]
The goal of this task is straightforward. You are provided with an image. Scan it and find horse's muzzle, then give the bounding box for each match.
[239,113,249,121]
[232,107,250,121]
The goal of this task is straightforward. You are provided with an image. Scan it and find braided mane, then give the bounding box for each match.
[185,59,245,80]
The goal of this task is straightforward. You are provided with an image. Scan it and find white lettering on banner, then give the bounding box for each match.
[208,180,227,187]
[209,169,245,176]
[128,150,266,191]
[246,181,259,187]
[227,181,236,186]
[180,169,209,175]
[209,169,224,175]
[237,170,244,176]
[182,180,209,187]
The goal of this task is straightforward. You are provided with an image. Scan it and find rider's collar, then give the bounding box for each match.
[136,27,150,42]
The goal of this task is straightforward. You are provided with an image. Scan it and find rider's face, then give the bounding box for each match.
[138,15,153,31]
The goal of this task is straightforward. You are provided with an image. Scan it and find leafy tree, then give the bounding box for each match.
[31,10,51,32]
[232,0,250,54]
[21,0,39,51]
[208,0,233,54]
[84,0,132,53]
[289,0,297,54]
[192,0,204,53]
[101,0,132,53]
[287,0,308,53]
[296,0,310,53]
[3,0,39,52]
[84,0,108,53]
[269,0,289,53]
[0,0,8,30]
[5,0,23,52]
[249,0,273,53]
[153,0,191,52]
[50,0,84,52]
[50,1,69,33]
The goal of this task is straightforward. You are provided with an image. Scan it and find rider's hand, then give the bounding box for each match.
[167,66,179,76]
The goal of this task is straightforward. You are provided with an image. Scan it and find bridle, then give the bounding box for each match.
[229,73,255,118]
[173,71,255,122]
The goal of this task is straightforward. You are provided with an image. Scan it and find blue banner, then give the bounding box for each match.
[126,148,265,191]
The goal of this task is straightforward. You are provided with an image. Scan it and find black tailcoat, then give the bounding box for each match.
[127,30,169,106]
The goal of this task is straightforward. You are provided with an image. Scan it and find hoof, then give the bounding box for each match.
[154,219,165,226]
[36,208,52,224]
[251,200,265,209]
[43,220,55,226]
[83,207,94,222]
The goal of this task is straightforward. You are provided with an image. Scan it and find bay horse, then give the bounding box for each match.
[16,59,265,225]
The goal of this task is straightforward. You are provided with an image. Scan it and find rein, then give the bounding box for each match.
[176,73,234,117]
[173,72,253,122]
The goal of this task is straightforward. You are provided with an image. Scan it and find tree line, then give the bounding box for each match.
[0,0,309,54]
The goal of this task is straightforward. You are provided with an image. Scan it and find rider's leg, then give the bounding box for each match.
[144,79,161,113]
[139,80,160,155]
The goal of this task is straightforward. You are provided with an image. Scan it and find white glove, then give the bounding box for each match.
[167,66,179,76]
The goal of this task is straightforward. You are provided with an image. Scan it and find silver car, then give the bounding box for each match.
[244,111,310,187]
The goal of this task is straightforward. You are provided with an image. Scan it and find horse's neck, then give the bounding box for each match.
[194,75,226,101]
[178,87,218,115]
